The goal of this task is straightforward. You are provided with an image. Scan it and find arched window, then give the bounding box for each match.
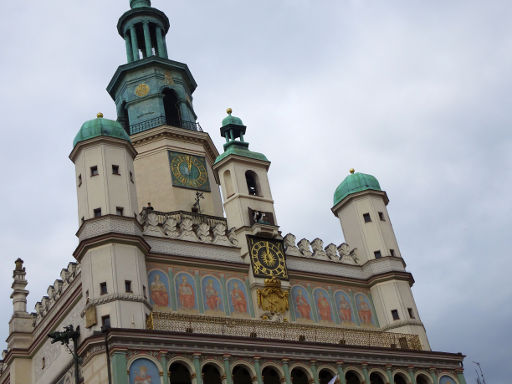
[169,362,192,384]
[394,373,408,384]
[370,372,386,384]
[163,89,181,127]
[245,171,260,196]
[262,366,281,384]
[319,369,335,384]
[416,374,430,384]
[345,371,362,384]
[291,368,309,384]
[232,365,252,384]
[223,170,234,197]
[202,364,222,384]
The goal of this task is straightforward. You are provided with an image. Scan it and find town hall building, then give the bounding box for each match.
[0,1,467,384]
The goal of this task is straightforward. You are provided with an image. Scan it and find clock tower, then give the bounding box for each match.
[107,0,223,216]
[213,110,290,320]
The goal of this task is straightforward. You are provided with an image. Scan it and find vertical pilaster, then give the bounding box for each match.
[195,271,204,314]
[329,287,340,324]
[130,26,139,61]
[112,351,129,384]
[220,275,230,315]
[386,365,393,384]
[428,368,437,384]
[361,364,370,384]
[457,371,467,384]
[193,353,203,384]
[124,34,133,62]
[160,353,169,383]
[245,278,255,318]
[336,362,346,384]
[310,361,319,384]
[408,367,416,384]
[143,21,152,57]
[282,359,291,384]
[254,357,263,384]
[307,285,319,322]
[168,268,177,311]
[223,355,233,384]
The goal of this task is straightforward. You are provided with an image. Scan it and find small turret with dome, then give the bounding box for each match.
[73,113,131,148]
[215,109,269,165]
[213,108,278,238]
[333,168,383,207]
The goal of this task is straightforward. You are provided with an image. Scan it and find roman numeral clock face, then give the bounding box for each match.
[248,236,288,279]
[168,151,210,191]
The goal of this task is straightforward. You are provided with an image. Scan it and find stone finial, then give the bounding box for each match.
[297,239,313,257]
[130,0,151,9]
[11,259,29,314]
[311,238,327,259]
[283,233,301,256]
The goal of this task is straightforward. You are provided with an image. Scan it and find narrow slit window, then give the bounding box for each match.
[391,309,400,320]
[78,174,82,186]
[100,282,108,295]
[390,249,396,257]
[90,166,99,176]
[125,280,132,293]
[129,171,134,183]
[101,315,111,329]
[378,211,385,221]
[112,165,120,175]
[374,250,382,259]
[408,307,415,319]
[93,208,102,218]
[116,207,124,216]
[363,213,371,223]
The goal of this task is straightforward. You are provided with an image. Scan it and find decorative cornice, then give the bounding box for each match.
[73,232,151,262]
[81,293,152,315]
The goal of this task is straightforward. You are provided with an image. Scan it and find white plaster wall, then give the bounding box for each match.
[74,141,138,224]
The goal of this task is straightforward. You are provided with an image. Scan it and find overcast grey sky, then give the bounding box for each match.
[1,1,510,383]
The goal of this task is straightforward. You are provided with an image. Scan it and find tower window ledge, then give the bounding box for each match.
[229,193,274,204]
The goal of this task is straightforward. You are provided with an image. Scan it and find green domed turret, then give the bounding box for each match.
[73,113,131,147]
[215,109,269,164]
[333,169,382,206]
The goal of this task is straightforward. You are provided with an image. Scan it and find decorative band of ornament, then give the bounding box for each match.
[150,312,423,351]
[140,209,227,229]
[130,117,203,134]
[80,293,151,317]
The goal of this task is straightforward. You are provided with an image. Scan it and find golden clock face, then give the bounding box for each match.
[248,236,288,279]
[169,151,210,191]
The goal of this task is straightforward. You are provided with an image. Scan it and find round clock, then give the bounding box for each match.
[250,239,288,278]
[170,153,209,190]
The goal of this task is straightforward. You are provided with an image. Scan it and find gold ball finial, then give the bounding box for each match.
[97,112,104,118]
[226,108,232,115]
[350,168,355,174]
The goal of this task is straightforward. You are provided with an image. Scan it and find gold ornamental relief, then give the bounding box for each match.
[164,72,175,85]
[135,83,150,97]
[257,277,289,314]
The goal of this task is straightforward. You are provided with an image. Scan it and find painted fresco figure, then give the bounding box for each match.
[178,275,195,309]
[204,279,221,310]
[337,295,352,322]
[150,273,169,307]
[134,365,152,384]
[357,296,373,324]
[295,290,311,319]
[230,282,247,313]
[317,291,332,321]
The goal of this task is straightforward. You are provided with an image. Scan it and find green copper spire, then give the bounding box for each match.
[130,0,151,8]
[215,109,269,164]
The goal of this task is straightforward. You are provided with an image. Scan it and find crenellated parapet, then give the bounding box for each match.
[283,233,359,265]
[33,262,80,325]
[140,209,239,247]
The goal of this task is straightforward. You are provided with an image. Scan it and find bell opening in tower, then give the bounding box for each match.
[163,88,181,127]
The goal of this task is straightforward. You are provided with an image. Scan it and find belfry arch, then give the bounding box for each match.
[163,88,181,127]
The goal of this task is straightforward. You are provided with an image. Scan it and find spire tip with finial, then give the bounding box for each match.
[97,112,104,118]
[226,108,232,115]
[350,168,355,174]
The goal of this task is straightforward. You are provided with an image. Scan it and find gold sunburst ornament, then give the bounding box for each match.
[135,83,150,97]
